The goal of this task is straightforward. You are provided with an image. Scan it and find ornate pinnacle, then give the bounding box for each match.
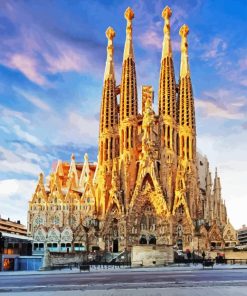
[125,7,134,21]
[84,153,89,161]
[123,7,134,60]
[71,153,75,161]
[179,24,189,38]
[179,24,190,77]
[39,172,44,184]
[105,26,115,40]
[161,6,172,59]
[162,6,172,21]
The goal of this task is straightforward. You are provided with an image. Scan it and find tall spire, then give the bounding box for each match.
[179,24,190,78]
[123,7,134,60]
[99,26,118,135]
[158,6,176,119]
[104,27,116,80]
[161,6,172,59]
[120,7,138,121]
[98,27,119,166]
[178,24,195,132]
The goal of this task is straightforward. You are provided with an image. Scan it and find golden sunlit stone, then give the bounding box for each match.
[28,7,237,256]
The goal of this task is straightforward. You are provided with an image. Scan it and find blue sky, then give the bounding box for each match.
[0,0,246,229]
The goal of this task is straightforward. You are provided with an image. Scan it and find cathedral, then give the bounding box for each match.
[27,7,237,254]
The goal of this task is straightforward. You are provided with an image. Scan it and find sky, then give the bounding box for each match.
[0,0,246,230]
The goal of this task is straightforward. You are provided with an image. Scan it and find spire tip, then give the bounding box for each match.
[125,7,134,21]
[106,26,116,40]
[179,24,189,38]
[162,6,172,20]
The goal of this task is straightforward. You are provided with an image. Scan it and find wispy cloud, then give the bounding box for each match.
[13,125,43,146]
[14,88,52,112]
[196,99,244,120]
[0,0,105,86]
[0,178,37,224]
[0,105,30,124]
[196,89,247,120]
[201,37,227,61]
[0,146,43,176]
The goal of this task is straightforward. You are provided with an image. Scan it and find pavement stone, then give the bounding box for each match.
[1,264,247,277]
[2,287,247,296]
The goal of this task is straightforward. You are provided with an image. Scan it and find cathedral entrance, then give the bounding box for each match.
[113,239,119,253]
[139,235,147,244]
[177,239,183,250]
[149,235,156,245]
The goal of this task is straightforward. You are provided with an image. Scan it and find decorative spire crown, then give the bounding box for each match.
[106,26,115,40]
[39,172,44,184]
[179,24,190,77]
[162,6,172,23]
[104,26,116,80]
[161,6,172,59]
[123,7,134,60]
[125,7,134,21]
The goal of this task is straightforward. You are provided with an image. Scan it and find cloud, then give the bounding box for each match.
[53,111,99,146]
[13,125,43,146]
[201,37,227,61]
[195,89,247,120]
[139,30,162,50]
[14,88,52,112]
[0,105,30,124]
[195,99,244,120]
[0,146,43,176]
[0,178,37,225]
[9,53,48,86]
[0,0,105,86]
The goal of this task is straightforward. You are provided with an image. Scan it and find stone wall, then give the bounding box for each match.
[42,252,87,269]
[131,245,174,267]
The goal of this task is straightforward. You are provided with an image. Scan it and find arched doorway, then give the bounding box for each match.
[113,239,119,253]
[139,235,147,244]
[149,235,156,245]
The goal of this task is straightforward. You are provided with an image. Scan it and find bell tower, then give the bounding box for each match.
[97,27,119,216]
[158,6,177,209]
[119,7,139,208]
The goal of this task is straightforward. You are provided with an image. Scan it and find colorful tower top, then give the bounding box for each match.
[179,24,190,78]
[158,6,176,119]
[120,7,138,121]
[161,6,172,59]
[123,7,134,61]
[178,24,195,130]
[99,26,118,133]
[104,26,116,81]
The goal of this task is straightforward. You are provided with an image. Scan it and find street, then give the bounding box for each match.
[0,268,247,295]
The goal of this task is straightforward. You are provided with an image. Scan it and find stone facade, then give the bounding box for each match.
[27,6,237,254]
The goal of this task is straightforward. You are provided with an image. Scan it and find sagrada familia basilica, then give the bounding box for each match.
[28,7,237,254]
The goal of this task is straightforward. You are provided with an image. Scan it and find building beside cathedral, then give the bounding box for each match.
[27,6,237,254]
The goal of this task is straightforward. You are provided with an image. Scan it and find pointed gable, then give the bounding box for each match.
[61,226,73,242]
[34,225,47,242]
[79,153,90,189]
[208,222,222,242]
[47,226,60,242]
[31,173,47,203]
[68,153,79,187]
[223,222,237,242]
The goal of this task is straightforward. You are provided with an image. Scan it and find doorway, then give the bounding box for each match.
[113,239,119,253]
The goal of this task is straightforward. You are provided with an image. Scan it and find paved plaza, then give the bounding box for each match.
[0,265,247,295]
